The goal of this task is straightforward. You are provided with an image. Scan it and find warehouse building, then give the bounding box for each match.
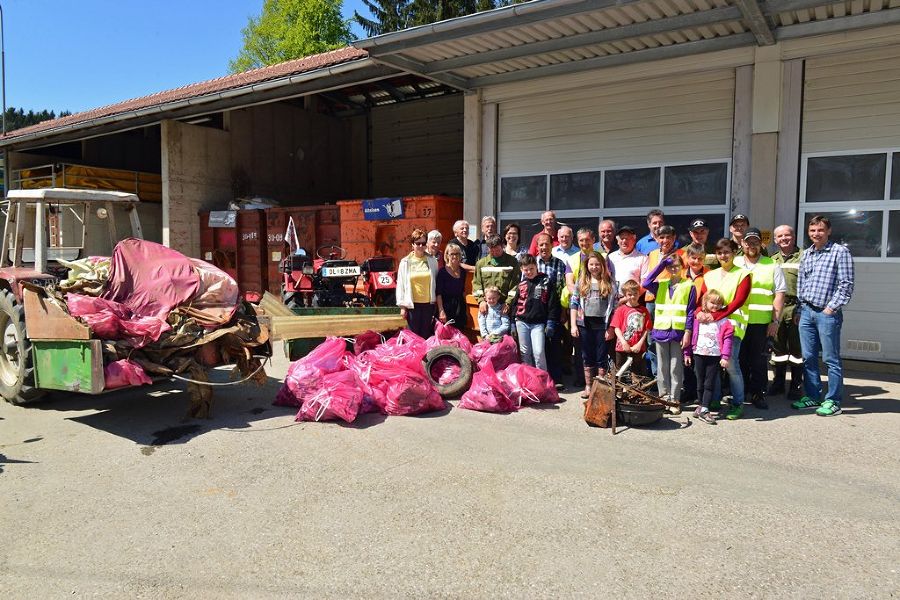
[2,0,899,362]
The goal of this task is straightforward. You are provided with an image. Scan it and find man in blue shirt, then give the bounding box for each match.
[794,215,854,416]
[635,209,666,255]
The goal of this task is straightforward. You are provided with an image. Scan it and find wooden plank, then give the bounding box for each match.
[258,291,294,317]
[270,314,407,341]
[32,339,104,394]
[23,288,91,340]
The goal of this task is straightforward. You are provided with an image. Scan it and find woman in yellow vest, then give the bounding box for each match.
[641,253,696,415]
[695,239,752,420]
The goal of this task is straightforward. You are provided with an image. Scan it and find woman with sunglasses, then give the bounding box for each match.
[396,228,439,338]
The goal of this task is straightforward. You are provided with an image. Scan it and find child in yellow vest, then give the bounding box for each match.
[641,254,697,414]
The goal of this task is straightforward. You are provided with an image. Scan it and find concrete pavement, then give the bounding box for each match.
[1,353,898,598]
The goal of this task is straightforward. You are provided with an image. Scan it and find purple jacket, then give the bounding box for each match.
[686,318,734,361]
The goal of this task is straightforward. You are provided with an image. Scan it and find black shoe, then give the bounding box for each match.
[554,382,566,392]
[751,393,769,410]
[766,381,785,397]
[787,384,803,401]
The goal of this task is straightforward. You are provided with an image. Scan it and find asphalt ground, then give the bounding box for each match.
[1,352,898,599]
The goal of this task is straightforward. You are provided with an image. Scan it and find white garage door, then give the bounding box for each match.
[496,68,735,245]
[800,44,900,363]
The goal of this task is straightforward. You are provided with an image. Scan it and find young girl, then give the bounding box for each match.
[515,254,561,373]
[685,290,734,424]
[478,286,511,342]
[641,254,697,414]
[570,251,617,398]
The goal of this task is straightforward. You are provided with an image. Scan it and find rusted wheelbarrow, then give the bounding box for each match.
[582,357,679,434]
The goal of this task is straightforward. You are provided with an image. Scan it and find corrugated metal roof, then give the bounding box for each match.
[354,0,900,89]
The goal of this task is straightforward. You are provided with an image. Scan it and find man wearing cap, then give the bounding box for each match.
[594,219,617,255]
[730,214,749,249]
[608,225,648,293]
[769,225,804,400]
[689,219,719,268]
[735,227,786,409]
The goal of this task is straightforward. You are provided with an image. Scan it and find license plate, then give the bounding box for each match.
[322,266,360,277]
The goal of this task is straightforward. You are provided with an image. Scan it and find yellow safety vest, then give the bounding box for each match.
[703,265,750,340]
[653,279,693,331]
[735,255,776,325]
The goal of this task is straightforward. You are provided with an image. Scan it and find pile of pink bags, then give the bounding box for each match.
[276,322,560,424]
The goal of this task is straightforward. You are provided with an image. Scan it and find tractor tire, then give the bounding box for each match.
[0,289,45,405]
[423,346,474,399]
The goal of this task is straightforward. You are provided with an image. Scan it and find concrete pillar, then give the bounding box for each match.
[161,119,232,257]
[480,102,498,219]
[747,44,784,240]
[463,90,483,226]
[774,59,804,231]
[731,65,753,219]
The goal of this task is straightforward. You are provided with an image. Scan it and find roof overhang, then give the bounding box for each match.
[353,0,900,90]
[0,57,398,152]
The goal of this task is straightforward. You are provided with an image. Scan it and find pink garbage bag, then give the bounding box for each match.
[474,335,519,371]
[275,337,348,407]
[377,369,445,416]
[104,359,153,389]
[497,363,561,406]
[459,362,517,413]
[67,293,170,348]
[296,370,363,423]
[354,330,383,355]
[429,320,473,354]
[430,356,462,385]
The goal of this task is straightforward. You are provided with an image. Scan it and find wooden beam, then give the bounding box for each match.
[735,0,776,46]
[270,313,407,341]
[370,55,471,91]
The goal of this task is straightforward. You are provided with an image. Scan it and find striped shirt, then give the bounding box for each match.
[797,241,854,311]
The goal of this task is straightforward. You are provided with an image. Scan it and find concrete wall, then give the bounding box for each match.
[161,119,232,256]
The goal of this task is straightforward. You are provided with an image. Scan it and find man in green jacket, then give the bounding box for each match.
[770,224,804,400]
[474,234,520,317]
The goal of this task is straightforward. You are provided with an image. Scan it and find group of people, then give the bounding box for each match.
[394,208,854,422]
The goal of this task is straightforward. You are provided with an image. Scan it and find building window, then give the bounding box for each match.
[800,149,900,261]
[499,160,730,246]
[500,175,546,212]
[550,172,601,210]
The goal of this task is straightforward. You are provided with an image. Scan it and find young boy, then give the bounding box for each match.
[609,279,652,377]
[478,286,511,342]
[515,254,561,373]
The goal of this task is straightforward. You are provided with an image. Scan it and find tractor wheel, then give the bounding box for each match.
[0,289,45,405]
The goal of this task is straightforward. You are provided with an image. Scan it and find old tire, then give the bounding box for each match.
[0,289,45,405]
[423,346,473,399]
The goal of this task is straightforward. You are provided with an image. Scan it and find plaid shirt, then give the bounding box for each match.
[797,241,854,311]
[536,254,568,293]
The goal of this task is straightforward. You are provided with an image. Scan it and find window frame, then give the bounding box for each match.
[799,147,900,262]
[498,158,732,239]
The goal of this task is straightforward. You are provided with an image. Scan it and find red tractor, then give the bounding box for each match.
[280,245,398,309]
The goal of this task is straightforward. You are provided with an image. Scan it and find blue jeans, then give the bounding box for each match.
[799,307,843,404]
[715,335,745,407]
[516,321,547,372]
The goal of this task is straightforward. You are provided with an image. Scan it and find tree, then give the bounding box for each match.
[3,107,72,133]
[354,0,525,37]
[230,0,353,73]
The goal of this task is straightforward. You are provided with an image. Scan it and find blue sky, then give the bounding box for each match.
[4,0,371,114]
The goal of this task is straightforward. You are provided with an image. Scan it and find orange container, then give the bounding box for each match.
[263,205,342,295]
[199,209,267,301]
[337,195,463,266]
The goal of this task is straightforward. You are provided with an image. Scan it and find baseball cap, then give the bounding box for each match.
[743,227,762,240]
[730,213,749,225]
[617,225,636,235]
[690,219,708,231]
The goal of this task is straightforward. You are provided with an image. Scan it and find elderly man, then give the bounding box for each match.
[473,234,520,316]
[426,230,443,267]
[795,215,854,417]
[636,209,667,254]
[735,227,786,410]
[477,216,498,260]
[552,226,579,262]
[536,232,569,390]
[608,225,648,293]
[594,219,617,255]
[446,219,479,272]
[769,225,804,400]
[528,210,560,256]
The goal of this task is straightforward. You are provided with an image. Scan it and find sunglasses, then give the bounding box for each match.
[413,241,426,246]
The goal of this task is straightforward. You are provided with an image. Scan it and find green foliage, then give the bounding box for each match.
[354,0,525,37]
[3,107,72,133]
[230,0,353,73]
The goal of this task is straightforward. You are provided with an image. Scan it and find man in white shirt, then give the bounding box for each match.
[607,225,648,298]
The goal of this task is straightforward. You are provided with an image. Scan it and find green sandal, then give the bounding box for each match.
[791,396,820,410]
